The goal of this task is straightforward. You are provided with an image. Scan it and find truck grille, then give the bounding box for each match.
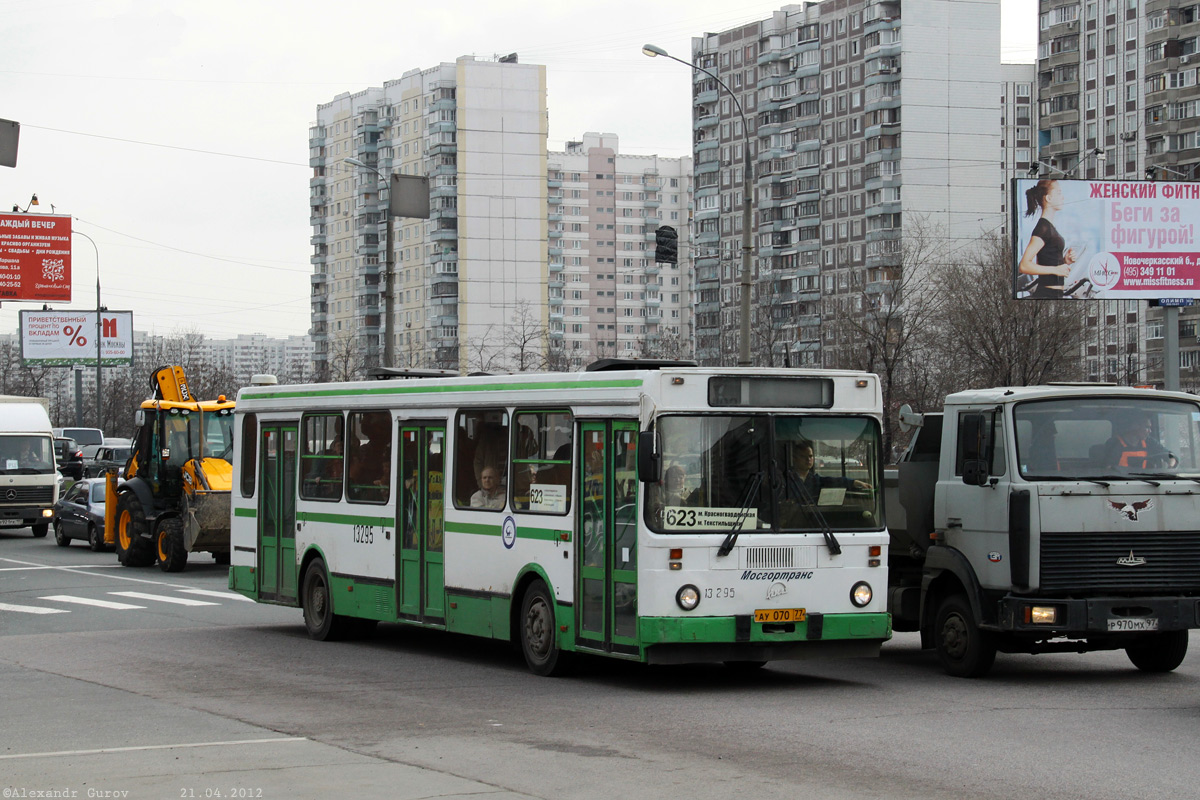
[1040,530,1200,593]
[0,486,54,505]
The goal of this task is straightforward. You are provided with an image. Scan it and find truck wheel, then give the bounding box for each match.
[116,493,154,567]
[1126,630,1188,673]
[156,517,188,573]
[519,580,573,676]
[214,552,231,566]
[88,524,106,553]
[934,593,997,678]
[31,523,48,538]
[54,521,71,547]
[302,558,349,641]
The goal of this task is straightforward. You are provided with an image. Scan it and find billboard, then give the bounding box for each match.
[19,310,134,366]
[1012,178,1200,300]
[0,213,72,301]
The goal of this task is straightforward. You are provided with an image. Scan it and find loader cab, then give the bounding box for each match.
[131,403,235,495]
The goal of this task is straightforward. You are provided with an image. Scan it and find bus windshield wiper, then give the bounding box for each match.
[717,471,762,557]
[783,466,842,555]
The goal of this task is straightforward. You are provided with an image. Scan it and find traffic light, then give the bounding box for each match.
[654,225,678,264]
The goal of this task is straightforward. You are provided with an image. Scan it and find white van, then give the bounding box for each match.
[53,427,104,447]
[2,396,59,537]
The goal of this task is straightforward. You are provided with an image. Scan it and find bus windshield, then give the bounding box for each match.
[647,414,883,534]
[1014,396,1200,480]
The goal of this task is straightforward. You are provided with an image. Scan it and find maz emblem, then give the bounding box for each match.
[1117,550,1147,567]
[1109,499,1152,521]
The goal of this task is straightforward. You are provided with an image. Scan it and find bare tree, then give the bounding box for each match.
[465,325,501,374]
[327,332,366,382]
[638,326,694,362]
[932,233,1085,387]
[826,217,945,457]
[502,300,547,372]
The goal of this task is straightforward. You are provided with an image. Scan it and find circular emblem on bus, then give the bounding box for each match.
[502,516,517,549]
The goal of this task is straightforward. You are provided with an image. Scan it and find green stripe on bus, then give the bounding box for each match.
[297,510,393,526]
[444,520,568,542]
[233,507,257,518]
[241,377,643,401]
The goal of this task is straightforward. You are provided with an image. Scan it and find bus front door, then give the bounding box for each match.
[577,421,639,656]
[258,423,298,602]
[396,425,446,624]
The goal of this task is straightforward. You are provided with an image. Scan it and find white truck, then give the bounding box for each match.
[885,385,1200,677]
[0,395,59,537]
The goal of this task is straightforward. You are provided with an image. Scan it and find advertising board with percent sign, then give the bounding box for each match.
[19,309,135,366]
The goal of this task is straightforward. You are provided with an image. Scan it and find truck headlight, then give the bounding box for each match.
[676,585,700,611]
[850,581,873,608]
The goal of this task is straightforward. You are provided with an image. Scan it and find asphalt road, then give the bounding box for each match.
[2,529,1198,800]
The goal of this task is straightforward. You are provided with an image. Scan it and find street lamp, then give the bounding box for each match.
[72,229,102,430]
[345,156,395,368]
[643,43,755,366]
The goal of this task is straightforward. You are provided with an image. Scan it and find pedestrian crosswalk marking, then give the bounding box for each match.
[40,595,145,610]
[0,601,69,615]
[110,591,219,607]
[179,588,254,602]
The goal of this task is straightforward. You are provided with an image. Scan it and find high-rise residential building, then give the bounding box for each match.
[1032,0,1200,386]
[308,56,547,377]
[547,133,694,369]
[690,0,1002,367]
[1002,63,1038,224]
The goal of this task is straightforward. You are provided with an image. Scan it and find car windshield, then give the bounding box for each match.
[0,436,55,474]
[1014,396,1200,480]
[646,414,883,534]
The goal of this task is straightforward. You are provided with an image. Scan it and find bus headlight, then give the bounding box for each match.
[850,581,873,608]
[676,585,701,611]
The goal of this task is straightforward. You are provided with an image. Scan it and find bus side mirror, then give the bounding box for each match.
[637,430,661,483]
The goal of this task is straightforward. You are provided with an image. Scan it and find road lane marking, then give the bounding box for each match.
[0,736,307,761]
[0,564,124,572]
[0,557,208,589]
[40,595,145,610]
[110,591,219,606]
[0,602,69,615]
[179,588,254,602]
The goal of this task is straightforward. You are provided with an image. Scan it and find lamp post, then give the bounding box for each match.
[72,229,102,430]
[345,157,395,368]
[643,43,755,366]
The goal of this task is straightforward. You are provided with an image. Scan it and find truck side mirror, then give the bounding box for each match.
[637,430,661,483]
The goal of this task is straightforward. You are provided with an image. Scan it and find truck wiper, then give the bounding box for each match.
[717,471,762,557]
[783,466,842,556]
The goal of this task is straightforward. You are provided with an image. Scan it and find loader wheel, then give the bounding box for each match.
[116,493,154,567]
[156,517,188,573]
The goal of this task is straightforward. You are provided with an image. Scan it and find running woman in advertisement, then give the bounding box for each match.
[1018,179,1080,298]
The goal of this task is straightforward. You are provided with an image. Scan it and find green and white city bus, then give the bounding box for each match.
[228,362,891,674]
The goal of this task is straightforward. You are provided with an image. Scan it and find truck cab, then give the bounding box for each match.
[887,385,1200,677]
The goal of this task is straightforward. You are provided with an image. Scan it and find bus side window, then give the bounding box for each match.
[454,409,509,509]
[299,413,344,502]
[512,411,573,514]
[346,411,391,504]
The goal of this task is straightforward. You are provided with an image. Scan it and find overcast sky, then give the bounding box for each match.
[1,0,1036,341]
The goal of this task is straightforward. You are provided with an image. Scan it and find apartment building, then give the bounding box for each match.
[547,133,694,369]
[691,0,1002,367]
[309,56,547,376]
[1002,63,1038,224]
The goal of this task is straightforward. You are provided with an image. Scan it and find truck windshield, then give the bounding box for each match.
[0,436,55,475]
[646,414,883,534]
[1014,396,1200,480]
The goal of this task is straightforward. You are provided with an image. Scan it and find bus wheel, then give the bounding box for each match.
[156,518,188,573]
[520,580,572,676]
[1126,630,1188,673]
[116,493,154,567]
[934,593,996,678]
[302,558,349,642]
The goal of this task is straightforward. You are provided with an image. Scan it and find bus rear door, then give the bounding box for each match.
[258,422,298,602]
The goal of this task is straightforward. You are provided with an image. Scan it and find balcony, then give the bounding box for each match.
[432,227,458,242]
[549,260,564,272]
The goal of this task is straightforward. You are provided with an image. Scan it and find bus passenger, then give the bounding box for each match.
[470,465,505,509]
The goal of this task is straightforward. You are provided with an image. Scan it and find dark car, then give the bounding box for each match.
[53,477,118,551]
[54,437,84,481]
[85,445,132,478]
